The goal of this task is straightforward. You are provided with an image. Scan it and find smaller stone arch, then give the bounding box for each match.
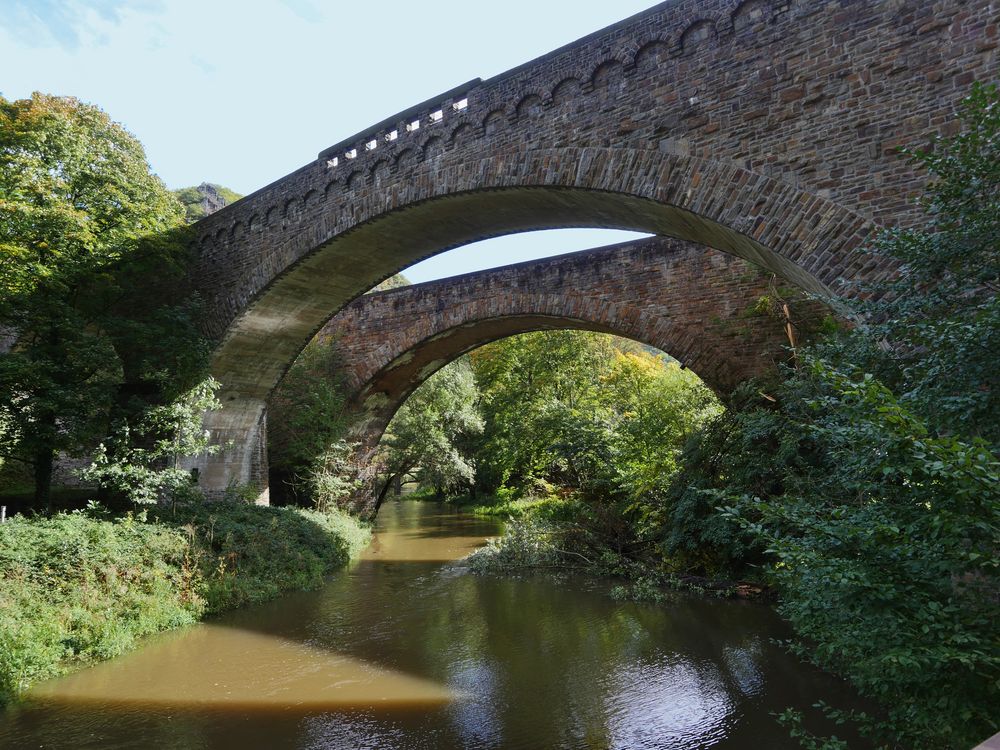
[302,189,319,209]
[482,108,507,136]
[323,179,339,199]
[213,226,227,243]
[303,235,833,517]
[681,20,718,54]
[515,93,544,120]
[264,205,279,227]
[247,213,261,232]
[228,220,245,241]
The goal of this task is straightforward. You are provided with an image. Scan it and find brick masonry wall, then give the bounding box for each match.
[191,0,997,336]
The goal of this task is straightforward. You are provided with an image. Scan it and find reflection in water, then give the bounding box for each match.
[605,659,733,749]
[0,501,866,750]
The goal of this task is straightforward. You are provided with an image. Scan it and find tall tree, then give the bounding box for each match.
[377,357,483,499]
[469,331,718,499]
[0,93,192,506]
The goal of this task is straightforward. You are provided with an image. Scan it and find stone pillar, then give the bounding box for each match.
[182,397,270,505]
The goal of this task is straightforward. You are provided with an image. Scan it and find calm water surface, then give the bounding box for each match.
[0,501,863,749]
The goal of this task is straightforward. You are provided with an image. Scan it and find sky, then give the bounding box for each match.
[0,0,655,283]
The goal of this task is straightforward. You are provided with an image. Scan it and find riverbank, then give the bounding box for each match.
[0,501,370,707]
[0,500,871,749]
[455,494,770,601]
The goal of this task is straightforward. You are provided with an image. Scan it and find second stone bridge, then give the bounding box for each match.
[309,236,822,511]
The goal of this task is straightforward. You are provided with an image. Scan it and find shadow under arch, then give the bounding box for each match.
[191,148,877,497]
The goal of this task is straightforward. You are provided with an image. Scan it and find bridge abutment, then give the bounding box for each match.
[184,398,270,504]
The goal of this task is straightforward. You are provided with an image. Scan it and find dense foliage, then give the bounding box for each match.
[669,84,1000,749]
[0,97,378,712]
[377,357,483,499]
[0,93,210,508]
[464,332,722,567]
[0,501,369,706]
[730,362,997,749]
[470,331,719,500]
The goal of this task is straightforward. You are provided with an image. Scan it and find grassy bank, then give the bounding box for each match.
[0,502,370,706]
[451,493,568,520]
[464,495,768,602]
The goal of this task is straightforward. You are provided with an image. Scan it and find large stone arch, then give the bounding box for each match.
[183,0,998,498]
[191,148,874,497]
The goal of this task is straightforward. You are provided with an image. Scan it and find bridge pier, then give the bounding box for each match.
[183,397,270,505]
[338,415,396,519]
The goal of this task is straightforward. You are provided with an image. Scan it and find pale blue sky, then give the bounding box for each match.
[0,0,655,282]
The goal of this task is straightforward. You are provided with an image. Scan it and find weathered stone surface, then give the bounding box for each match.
[182,0,999,498]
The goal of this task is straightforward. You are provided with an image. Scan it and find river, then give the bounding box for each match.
[0,501,864,749]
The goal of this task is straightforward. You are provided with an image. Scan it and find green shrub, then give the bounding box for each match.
[151,501,370,612]
[0,502,369,706]
[722,360,1000,749]
[0,511,198,704]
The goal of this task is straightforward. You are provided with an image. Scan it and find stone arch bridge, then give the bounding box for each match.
[321,237,815,462]
[314,235,826,515]
[183,0,998,500]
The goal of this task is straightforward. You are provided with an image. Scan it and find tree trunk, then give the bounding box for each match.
[33,443,54,512]
[373,471,403,515]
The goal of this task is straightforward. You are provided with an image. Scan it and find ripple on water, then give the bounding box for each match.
[604,657,736,749]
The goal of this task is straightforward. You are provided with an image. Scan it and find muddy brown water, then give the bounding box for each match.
[0,501,866,749]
